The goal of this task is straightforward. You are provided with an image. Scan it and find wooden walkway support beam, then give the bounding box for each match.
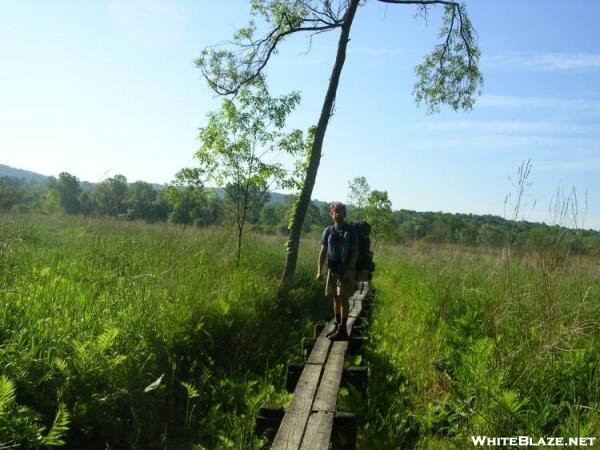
[268,281,371,450]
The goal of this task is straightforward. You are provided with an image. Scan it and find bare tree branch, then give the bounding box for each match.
[197,2,348,96]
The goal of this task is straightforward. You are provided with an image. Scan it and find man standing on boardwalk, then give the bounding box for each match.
[316,202,359,341]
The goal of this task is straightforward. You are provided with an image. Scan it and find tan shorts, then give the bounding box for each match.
[325,270,355,300]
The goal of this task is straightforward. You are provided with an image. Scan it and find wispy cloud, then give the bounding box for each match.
[411,134,600,152]
[478,94,600,114]
[418,120,596,135]
[484,51,600,72]
[537,160,600,173]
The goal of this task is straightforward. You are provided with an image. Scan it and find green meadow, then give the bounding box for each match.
[0,214,325,449]
[362,243,600,448]
[1,214,599,449]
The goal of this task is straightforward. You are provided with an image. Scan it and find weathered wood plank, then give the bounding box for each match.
[348,286,366,320]
[346,315,357,332]
[306,326,333,365]
[311,341,348,413]
[271,282,370,449]
[300,411,334,450]
[347,302,362,329]
[272,363,323,449]
[348,299,362,316]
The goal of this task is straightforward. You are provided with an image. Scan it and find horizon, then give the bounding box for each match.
[2,1,599,229]
[3,161,598,233]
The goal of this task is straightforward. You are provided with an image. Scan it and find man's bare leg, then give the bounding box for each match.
[327,296,342,337]
[329,295,349,340]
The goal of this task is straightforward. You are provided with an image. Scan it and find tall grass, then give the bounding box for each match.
[0,214,325,449]
[360,241,600,448]
[6,213,597,448]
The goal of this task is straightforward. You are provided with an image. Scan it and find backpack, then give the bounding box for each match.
[325,224,353,273]
[325,221,375,279]
[350,221,375,280]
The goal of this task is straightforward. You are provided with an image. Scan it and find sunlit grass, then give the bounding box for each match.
[0,214,324,449]
[361,242,600,448]
[7,213,596,449]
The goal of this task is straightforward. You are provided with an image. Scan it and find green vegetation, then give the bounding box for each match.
[196,0,481,300]
[3,168,599,256]
[193,79,304,266]
[2,209,599,448]
[359,242,600,448]
[0,213,329,449]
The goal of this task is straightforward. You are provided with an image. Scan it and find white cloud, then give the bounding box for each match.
[478,94,600,114]
[418,120,595,135]
[536,160,600,173]
[484,51,600,72]
[411,134,600,152]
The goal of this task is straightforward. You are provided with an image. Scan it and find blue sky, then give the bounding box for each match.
[1,0,599,229]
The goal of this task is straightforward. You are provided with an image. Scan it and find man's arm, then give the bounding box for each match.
[316,245,327,280]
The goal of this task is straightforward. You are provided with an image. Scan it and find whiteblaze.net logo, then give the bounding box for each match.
[471,436,597,447]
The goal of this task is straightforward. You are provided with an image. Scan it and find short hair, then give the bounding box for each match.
[329,202,347,216]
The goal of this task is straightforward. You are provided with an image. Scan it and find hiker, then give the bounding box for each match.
[316,202,359,341]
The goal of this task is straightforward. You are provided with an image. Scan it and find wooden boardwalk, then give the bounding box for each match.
[271,282,370,449]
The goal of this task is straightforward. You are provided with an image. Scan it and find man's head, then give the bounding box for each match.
[330,202,346,224]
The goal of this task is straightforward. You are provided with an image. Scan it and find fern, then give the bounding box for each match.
[182,381,200,400]
[53,357,68,374]
[498,390,528,417]
[98,326,120,352]
[42,402,70,446]
[181,381,200,428]
[0,376,16,414]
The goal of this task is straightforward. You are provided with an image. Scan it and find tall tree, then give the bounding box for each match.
[197,0,482,301]
[195,81,304,266]
[366,189,394,241]
[160,168,208,226]
[91,175,128,217]
[47,172,82,214]
[223,181,270,225]
[126,181,159,222]
[347,176,371,220]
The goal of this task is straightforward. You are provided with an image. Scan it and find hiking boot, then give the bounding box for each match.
[325,324,339,338]
[328,325,348,341]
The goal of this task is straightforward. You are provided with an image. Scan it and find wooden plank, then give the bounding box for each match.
[311,341,348,413]
[348,286,366,319]
[307,326,333,365]
[346,315,357,332]
[272,283,370,448]
[300,411,334,450]
[347,296,362,332]
[272,363,323,449]
[348,299,362,318]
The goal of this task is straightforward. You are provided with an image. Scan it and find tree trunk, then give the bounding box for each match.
[236,225,243,267]
[277,0,360,303]
[235,181,250,268]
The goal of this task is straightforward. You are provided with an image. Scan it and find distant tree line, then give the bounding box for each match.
[0,172,330,233]
[2,172,599,255]
[345,176,600,256]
